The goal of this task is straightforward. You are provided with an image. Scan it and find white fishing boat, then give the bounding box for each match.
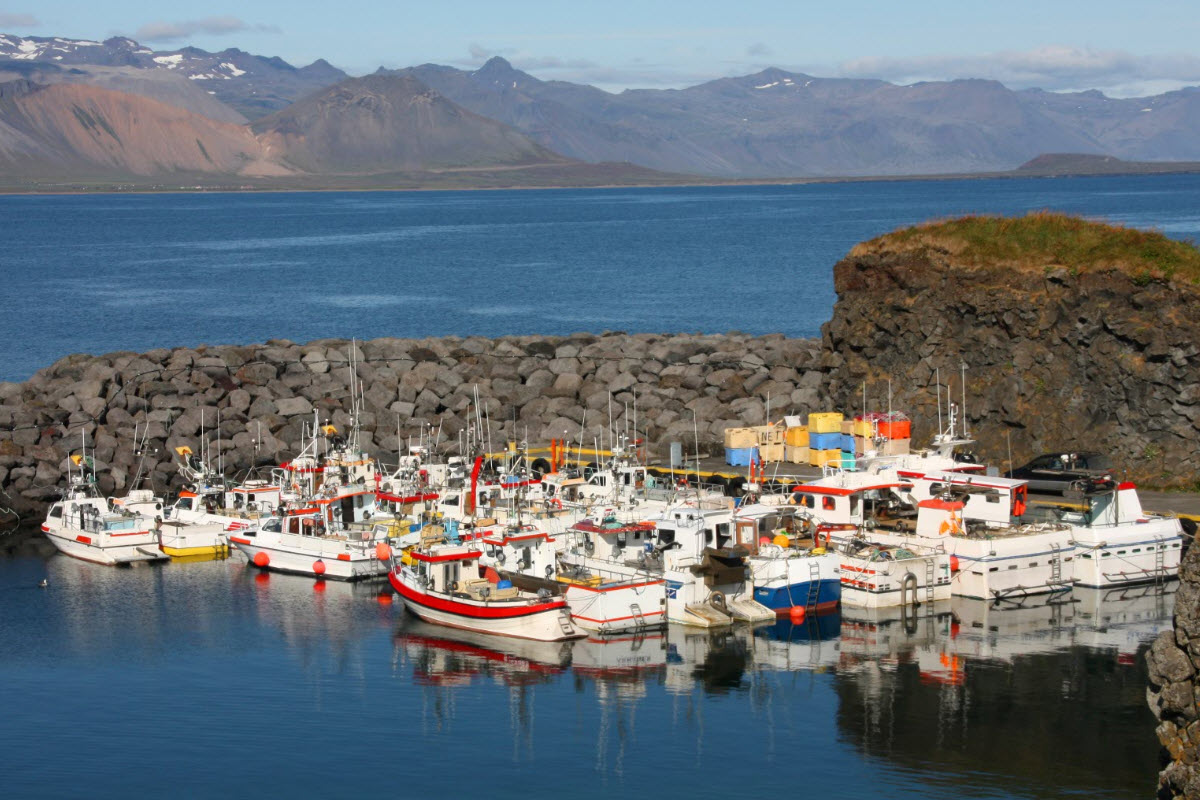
[1040,480,1183,588]
[231,511,396,580]
[389,539,583,641]
[836,536,952,608]
[41,455,166,566]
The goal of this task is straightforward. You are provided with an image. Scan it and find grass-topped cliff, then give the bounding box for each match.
[827,211,1200,489]
[850,211,1200,284]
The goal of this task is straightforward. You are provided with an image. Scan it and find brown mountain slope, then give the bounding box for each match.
[0,80,290,177]
[251,73,568,174]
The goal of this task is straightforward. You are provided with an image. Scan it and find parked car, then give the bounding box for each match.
[1005,452,1114,494]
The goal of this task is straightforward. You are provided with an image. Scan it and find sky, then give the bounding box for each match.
[3,1,1200,97]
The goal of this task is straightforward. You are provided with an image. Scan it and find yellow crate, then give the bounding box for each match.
[784,426,809,447]
[809,448,842,467]
[754,425,783,446]
[784,445,809,464]
[807,412,844,434]
[759,444,785,463]
[852,419,874,438]
[724,427,758,449]
[879,438,910,456]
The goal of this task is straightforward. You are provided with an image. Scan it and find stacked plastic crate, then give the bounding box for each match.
[755,422,785,463]
[783,415,809,464]
[724,426,759,466]
[854,412,912,455]
[807,412,843,467]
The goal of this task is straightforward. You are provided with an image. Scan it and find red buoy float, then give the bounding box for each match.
[313,559,327,576]
[789,605,807,623]
[949,555,960,573]
[253,551,270,568]
[376,592,394,606]
[375,542,392,562]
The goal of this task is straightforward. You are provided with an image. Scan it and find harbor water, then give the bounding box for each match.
[0,535,1172,799]
[3,173,1200,382]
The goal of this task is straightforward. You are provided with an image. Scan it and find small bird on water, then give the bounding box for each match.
[39,579,47,588]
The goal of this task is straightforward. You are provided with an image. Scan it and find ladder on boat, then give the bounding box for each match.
[1154,536,1166,584]
[923,556,936,603]
[629,602,647,630]
[805,560,822,612]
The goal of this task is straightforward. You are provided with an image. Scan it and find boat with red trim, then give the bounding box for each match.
[41,455,166,566]
[389,539,583,641]
[231,509,399,580]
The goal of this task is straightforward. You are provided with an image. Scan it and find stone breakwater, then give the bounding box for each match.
[1148,543,1200,799]
[0,333,828,519]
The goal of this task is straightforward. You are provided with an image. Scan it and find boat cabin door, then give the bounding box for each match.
[736,520,758,554]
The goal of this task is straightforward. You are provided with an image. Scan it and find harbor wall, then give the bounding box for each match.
[1148,542,1200,798]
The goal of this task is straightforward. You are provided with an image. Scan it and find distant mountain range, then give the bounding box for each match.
[2,32,1200,187]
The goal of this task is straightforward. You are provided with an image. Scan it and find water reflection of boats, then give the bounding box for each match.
[394,617,574,686]
[832,586,1173,799]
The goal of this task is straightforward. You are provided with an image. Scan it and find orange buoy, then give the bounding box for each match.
[313,559,327,576]
[375,542,392,562]
[789,605,806,623]
[759,536,772,546]
[772,534,790,548]
[949,555,960,573]
[253,551,270,568]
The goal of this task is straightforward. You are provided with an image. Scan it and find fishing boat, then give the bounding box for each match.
[727,502,841,615]
[1037,480,1183,588]
[835,535,952,608]
[389,538,583,641]
[231,510,397,580]
[41,454,166,566]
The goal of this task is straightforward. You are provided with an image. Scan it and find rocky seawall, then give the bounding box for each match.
[0,333,828,519]
[1148,543,1200,799]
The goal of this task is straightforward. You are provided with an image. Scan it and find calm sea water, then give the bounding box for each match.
[3,174,1200,382]
[0,542,1171,800]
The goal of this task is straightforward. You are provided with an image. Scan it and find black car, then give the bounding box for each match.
[1005,452,1114,494]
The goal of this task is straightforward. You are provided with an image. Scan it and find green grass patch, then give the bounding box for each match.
[856,211,1200,284]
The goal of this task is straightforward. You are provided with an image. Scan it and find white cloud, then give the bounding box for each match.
[837,45,1200,97]
[0,13,38,27]
[133,17,281,43]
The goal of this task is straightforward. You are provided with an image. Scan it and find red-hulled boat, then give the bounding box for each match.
[389,541,584,642]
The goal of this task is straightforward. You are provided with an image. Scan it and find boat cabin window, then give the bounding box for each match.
[849,496,859,516]
[657,528,675,546]
[288,517,303,534]
[262,519,282,533]
[797,494,815,509]
[49,504,62,519]
[593,475,607,487]
[176,497,194,510]
[705,529,713,544]
[715,523,731,549]
[520,547,532,569]
[822,496,836,511]
[443,495,460,507]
